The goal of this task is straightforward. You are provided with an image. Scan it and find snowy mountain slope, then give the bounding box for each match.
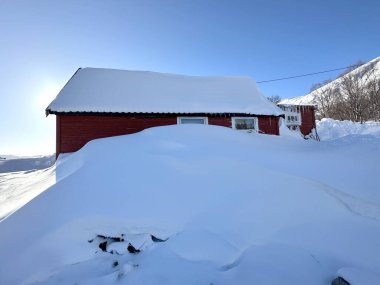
[0,125,379,285]
[279,56,380,106]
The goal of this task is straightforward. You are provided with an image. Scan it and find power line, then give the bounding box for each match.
[256,63,363,84]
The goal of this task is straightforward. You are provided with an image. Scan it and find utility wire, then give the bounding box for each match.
[256,63,363,84]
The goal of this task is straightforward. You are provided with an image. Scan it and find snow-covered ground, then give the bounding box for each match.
[317,118,380,140]
[0,155,55,220]
[0,167,55,221]
[0,124,380,285]
[0,155,55,173]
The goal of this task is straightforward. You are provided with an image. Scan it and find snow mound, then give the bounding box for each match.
[0,125,379,285]
[337,267,380,285]
[317,118,380,140]
[0,154,55,173]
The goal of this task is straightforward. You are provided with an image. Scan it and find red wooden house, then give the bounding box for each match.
[46,68,284,157]
[277,98,317,138]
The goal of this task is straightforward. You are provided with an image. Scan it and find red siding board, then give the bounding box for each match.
[56,116,61,159]
[58,115,177,154]
[56,114,280,156]
[208,117,232,127]
[299,106,316,136]
[258,116,279,135]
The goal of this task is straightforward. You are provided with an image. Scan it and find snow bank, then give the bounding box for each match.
[317,118,380,140]
[337,267,380,285]
[0,154,55,173]
[0,155,55,220]
[0,167,55,220]
[0,125,379,285]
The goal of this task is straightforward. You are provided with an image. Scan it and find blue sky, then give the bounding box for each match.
[1,0,379,155]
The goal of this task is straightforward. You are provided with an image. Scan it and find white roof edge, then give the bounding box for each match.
[277,100,317,107]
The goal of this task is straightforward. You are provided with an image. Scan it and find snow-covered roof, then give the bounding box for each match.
[277,94,317,106]
[278,56,380,106]
[46,68,283,116]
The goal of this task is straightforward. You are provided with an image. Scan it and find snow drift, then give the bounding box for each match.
[317,118,380,140]
[0,155,54,173]
[0,125,379,285]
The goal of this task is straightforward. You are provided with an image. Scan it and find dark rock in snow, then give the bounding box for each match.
[127,243,140,254]
[99,241,108,252]
[109,236,123,242]
[112,261,119,267]
[88,239,94,243]
[151,234,168,242]
[332,277,351,285]
[97,234,124,243]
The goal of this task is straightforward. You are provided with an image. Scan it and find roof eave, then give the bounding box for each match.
[46,110,284,117]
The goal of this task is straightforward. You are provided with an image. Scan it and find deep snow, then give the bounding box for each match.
[0,166,55,221]
[0,125,379,285]
[0,155,55,220]
[317,118,380,140]
[0,155,54,173]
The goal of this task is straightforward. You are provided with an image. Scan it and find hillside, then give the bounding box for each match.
[0,125,380,285]
[279,56,380,106]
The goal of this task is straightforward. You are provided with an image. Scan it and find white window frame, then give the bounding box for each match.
[232,117,258,132]
[285,113,302,126]
[177,117,208,125]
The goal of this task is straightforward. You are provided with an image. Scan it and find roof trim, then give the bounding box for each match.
[46,110,284,117]
[277,102,317,107]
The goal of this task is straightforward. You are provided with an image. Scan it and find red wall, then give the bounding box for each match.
[258,116,280,135]
[207,117,232,127]
[56,114,280,156]
[208,116,279,135]
[299,106,316,136]
[57,115,176,155]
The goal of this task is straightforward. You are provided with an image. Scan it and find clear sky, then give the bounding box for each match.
[1,0,379,155]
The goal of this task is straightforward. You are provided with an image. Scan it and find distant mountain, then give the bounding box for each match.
[279,56,380,106]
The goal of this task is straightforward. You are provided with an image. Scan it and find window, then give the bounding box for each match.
[286,114,301,125]
[177,117,208,125]
[232,117,258,131]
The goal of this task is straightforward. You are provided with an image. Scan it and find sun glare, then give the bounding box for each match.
[36,83,62,110]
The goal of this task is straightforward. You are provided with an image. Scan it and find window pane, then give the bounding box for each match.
[180,118,206,124]
[234,118,255,130]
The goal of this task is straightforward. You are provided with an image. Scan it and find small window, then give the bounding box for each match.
[286,114,301,125]
[178,117,208,125]
[232,117,257,131]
